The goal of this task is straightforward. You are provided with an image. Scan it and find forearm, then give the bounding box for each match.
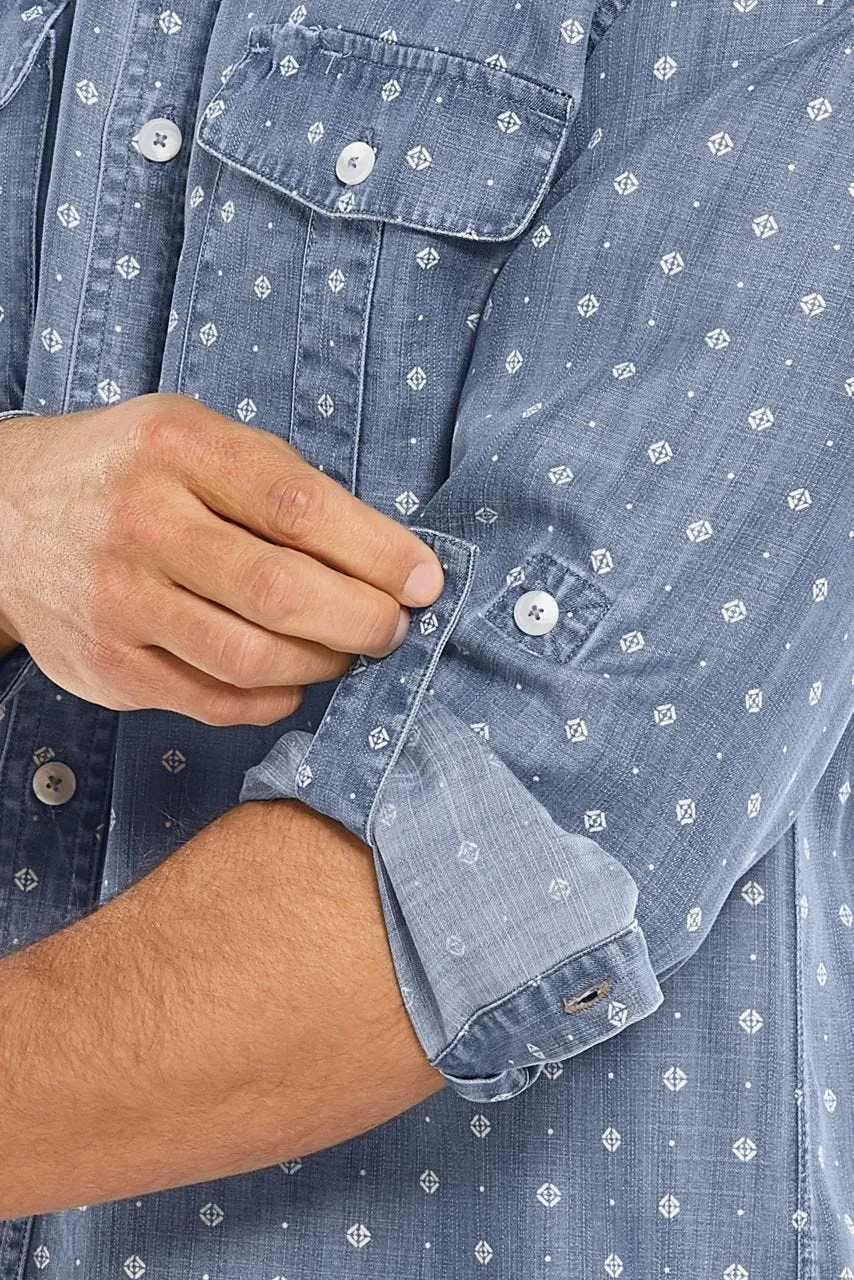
[0,797,444,1220]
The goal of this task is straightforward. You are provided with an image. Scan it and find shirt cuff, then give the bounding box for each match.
[240,527,664,1102]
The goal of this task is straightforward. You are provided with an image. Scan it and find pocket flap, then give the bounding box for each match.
[0,0,69,110]
[196,21,574,241]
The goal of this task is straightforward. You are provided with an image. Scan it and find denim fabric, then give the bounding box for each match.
[0,0,852,1276]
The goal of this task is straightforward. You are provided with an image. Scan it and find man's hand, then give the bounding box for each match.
[0,797,446,1219]
[0,393,444,724]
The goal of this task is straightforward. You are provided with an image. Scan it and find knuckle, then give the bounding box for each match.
[263,471,324,542]
[103,489,158,549]
[241,553,300,622]
[132,393,198,465]
[216,624,273,688]
[197,686,246,727]
[81,633,131,685]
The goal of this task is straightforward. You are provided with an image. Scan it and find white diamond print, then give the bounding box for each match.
[158,9,182,34]
[497,110,521,134]
[75,79,99,106]
[708,130,734,156]
[406,145,432,171]
[346,1224,371,1249]
[560,17,585,42]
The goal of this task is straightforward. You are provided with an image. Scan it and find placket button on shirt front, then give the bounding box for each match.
[31,761,76,806]
[134,116,183,163]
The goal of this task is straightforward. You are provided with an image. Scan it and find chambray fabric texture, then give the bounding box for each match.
[0,0,852,1275]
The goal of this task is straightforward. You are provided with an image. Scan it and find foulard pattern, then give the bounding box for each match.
[0,0,852,1276]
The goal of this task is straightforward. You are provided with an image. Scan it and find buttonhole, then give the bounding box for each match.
[562,979,610,1014]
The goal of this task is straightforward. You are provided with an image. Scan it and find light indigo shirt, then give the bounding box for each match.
[0,0,852,1275]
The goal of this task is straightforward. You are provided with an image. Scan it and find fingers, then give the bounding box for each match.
[128,646,309,727]
[141,396,445,608]
[137,580,358,689]
[151,495,412,659]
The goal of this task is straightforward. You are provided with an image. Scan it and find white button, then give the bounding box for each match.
[335,140,376,186]
[135,117,183,163]
[32,761,77,806]
[514,590,560,636]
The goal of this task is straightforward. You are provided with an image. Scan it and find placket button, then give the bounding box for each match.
[135,117,183,163]
[32,761,77,806]
[513,590,560,636]
[335,140,376,185]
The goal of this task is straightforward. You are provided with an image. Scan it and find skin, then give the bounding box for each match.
[0,796,447,1219]
[0,392,444,723]
[0,392,449,1219]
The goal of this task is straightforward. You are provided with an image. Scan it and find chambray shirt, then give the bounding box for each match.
[0,0,852,1274]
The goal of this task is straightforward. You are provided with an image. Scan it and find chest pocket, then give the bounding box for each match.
[195,20,575,242]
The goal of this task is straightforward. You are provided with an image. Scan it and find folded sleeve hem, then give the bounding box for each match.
[430,918,664,1102]
[279,527,478,843]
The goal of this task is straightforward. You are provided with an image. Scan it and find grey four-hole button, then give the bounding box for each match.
[135,117,183,163]
[32,761,77,806]
[513,589,560,636]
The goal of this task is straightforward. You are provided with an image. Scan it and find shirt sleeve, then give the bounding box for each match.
[241,14,854,1102]
[0,409,37,707]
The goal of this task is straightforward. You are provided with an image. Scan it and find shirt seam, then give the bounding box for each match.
[364,535,478,846]
[11,1213,34,1280]
[431,917,642,1066]
[286,206,313,448]
[194,134,567,242]
[60,0,140,414]
[26,30,55,344]
[792,816,816,1280]
[252,23,575,116]
[348,220,382,494]
[175,159,224,393]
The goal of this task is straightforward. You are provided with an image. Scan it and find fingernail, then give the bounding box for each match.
[403,559,444,606]
[380,608,410,656]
